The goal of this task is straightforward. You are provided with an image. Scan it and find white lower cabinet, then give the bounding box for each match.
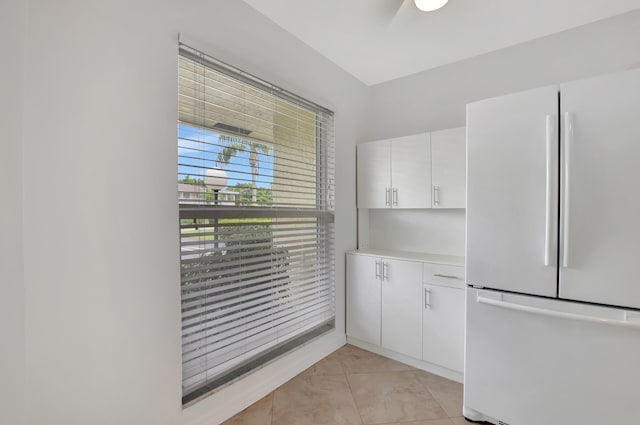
[381,258,423,359]
[347,251,466,375]
[346,253,423,359]
[422,263,465,373]
[346,253,381,346]
[422,284,465,373]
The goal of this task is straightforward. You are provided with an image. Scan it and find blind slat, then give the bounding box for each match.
[182,299,334,369]
[182,293,334,353]
[181,273,334,315]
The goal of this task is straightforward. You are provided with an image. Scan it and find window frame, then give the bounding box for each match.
[177,43,336,404]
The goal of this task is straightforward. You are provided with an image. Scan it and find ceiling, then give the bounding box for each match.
[243,0,640,86]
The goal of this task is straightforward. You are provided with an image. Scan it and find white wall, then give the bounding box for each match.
[367,209,465,256]
[361,9,640,257]
[365,9,640,140]
[0,0,25,424]
[21,1,368,425]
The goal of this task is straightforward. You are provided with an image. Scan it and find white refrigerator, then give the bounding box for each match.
[464,68,640,425]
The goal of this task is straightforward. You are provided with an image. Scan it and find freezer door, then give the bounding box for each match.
[560,68,640,309]
[467,85,558,297]
[464,288,640,425]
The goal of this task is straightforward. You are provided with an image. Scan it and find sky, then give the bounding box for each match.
[177,123,274,189]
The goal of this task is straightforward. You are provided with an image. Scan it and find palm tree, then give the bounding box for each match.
[217,137,270,205]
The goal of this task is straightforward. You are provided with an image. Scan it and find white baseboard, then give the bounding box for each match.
[180,330,347,425]
[346,337,464,383]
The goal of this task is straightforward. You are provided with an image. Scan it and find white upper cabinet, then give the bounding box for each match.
[431,127,466,209]
[391,133,432,209]
[357,129,466,209]
[357,133,431,209]
[357,140,391,209]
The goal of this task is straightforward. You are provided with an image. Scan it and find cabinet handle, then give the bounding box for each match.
[433,273,462,280]
[392,188,398,206]
[433,185,440,206]
[425,288,431,309]
[375,260,381,280]
[385,188,391,206]
[382,262,389,280]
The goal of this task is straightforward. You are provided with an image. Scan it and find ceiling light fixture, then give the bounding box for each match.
[414,0,449,12]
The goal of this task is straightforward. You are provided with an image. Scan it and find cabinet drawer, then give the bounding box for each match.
[423,263,465,288]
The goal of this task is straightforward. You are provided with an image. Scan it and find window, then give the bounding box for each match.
[178,43,335,404]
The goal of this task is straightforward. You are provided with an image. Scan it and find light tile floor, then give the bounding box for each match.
[223,344,468,425]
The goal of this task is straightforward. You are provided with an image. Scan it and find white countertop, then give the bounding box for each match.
[347,249,465,267]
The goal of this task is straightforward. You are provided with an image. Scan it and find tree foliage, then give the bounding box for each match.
[179,175,205,186]
[216,135,271,205]
[231,183,272,206]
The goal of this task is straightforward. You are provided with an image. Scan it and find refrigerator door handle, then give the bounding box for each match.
[562,112,573,268]
[477,294,640,330]
[544,115,556,266]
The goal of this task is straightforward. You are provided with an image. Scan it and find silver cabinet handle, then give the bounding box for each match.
[433,185,440,206]
[382,262,389,280]
[385,188,391,206]
[375,260,381,280]
[433,273,462,280]
[392,188,398,206]
[424,288,431,309]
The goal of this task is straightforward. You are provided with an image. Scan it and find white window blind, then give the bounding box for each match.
[177,43,335,403]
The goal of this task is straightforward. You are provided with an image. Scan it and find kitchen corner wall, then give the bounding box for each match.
[18,1,369,425]
[361,9,640,257]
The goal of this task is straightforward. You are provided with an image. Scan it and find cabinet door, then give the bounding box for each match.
[422,284,465,373]
[357,140,391,209]
[381,258,423,359]
[431,127,466,209]
[346,254,381,345]
[391,133,431,208]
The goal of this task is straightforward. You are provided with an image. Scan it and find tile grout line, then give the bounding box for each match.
[269,391,274,425]
[227,345,461,424]
[412,371,454,419]
[341,357,367,425]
